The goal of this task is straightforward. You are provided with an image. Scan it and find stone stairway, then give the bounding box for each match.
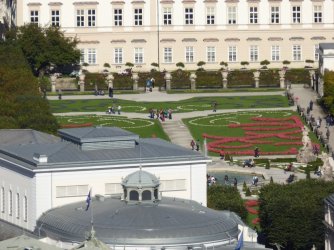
[161,120,194,149]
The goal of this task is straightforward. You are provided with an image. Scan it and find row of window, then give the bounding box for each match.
[1,187,28,221]
[30,5,324,27]
[55,180,186,198]
[79,45,319,65]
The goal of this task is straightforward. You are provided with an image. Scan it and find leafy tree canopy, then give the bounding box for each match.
[207,184,247,220]
[259,179,334,250]
[7,24,80,76]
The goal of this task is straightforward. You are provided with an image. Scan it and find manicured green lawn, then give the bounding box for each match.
[50,95,289,113]
[56,115,169,141]
[167,88,283,94]
[183,111,319,156]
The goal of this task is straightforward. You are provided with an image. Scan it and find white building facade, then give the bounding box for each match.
[16,0,334,72]
[0,128,209,232]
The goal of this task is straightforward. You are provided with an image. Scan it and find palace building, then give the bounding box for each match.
[16,0,334,72]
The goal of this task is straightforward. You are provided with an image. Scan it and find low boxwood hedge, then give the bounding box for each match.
[196,71,222,89]
[113,74,133,90]
[227,70,254,87]
[138,71,165,88]
[84,73,107,91]
[285,68,310,84]
[171,69,191,89]
[259,70,280,87]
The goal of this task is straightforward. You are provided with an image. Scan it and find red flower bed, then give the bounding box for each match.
[61,123,93,128]
[204,115,303,156]
[247,207,259,214]
[252,218,260,224]
[245,200,259,207]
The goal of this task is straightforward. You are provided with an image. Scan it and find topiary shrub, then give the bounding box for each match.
[84,73,107,91]
[243,181,247,192]
[245,187,252,196]
[265,160,271,169]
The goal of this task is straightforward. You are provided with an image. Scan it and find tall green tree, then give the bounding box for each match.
[207,184,247,220]
[9,24,80,76]
[0,42,59,133]
[259,179,334,250]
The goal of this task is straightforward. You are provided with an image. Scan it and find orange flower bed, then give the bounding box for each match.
[252,218,260,224]
[245,200,259,207]
[61,123,93,128]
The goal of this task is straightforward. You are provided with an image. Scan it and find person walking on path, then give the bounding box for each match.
[212,101,217,112]
[254,147,260,158]
[309,100,313,111]
[117,105,121,115]
[190,140,195,150]
[196,139,200,151]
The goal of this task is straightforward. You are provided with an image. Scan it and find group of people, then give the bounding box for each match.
[107,105,122,115]
[94,89,105,96]
[243,158,255,168]
[149,108,173,121]
[252,175,259,186]
[207,174,238,187]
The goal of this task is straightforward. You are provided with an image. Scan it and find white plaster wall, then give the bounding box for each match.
[323,57,334,73]
[0,163,36,231]
[38,163,207,211]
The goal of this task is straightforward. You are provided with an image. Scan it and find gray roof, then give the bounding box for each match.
[0,128,207,171]
[58,127,139,143]
[36,196,239,246]
[0,235,62,250]
[0,129,60,145]
[319,43,334,51]
[122,170,160,188]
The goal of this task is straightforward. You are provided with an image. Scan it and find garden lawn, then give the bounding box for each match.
[50,95,289,113]
[56,115,169,141]
[183,111,319,156]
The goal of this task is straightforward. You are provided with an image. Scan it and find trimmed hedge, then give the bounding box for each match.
[227,70,254,87]
[196,71,222,89]
[138,71,165,88]
[113,74,133,90]
[285,68,310,84]
[171,69,191,89]
[84,73,107,91]
[259,70,280,87]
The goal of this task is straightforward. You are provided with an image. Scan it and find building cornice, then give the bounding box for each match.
[73,1,99,6]
[268,37,283,41]
[160,0,175,3]
[182,38,197,42]
[203,0,218,3]
[48,2,63,6]
[225,0,239,3]
[225,38,240,42]
[289,36,304,41]
[311,36,326,40]
[247,37,262,41]
[79,40,100,44]
[27,2,42,6]
[110,39,126,43]
[160,38,176,42]
[203,38,219,42]
[131,0,146,4]
[110,1,125,4]
[131,39,147,43]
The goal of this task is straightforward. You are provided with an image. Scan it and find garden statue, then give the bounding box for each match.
[297,126,317,163]
[320,153,334,181]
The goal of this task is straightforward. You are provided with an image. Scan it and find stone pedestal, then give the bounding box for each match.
[190,72,197,90]
[132,72,139,90]
[221,70,228,88]
[253,71,260,88]
[279,70,286,89]
[79,74,85,92]
[50,75,57,92]
[164,72,172,91]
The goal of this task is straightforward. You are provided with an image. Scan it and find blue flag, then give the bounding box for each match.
[85,188,92,211]
[235,231,243,250]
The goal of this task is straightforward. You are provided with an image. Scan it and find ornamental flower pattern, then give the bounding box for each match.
[203,116,307,156]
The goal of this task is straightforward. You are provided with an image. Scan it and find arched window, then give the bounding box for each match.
[8,190,12,216]
[142,190,151,201]
[23,196,28,222]
[129,190,139,201]
[16,193,20,219]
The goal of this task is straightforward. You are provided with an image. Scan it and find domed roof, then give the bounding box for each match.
[36,196,239,247]
[122,170,160,188]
